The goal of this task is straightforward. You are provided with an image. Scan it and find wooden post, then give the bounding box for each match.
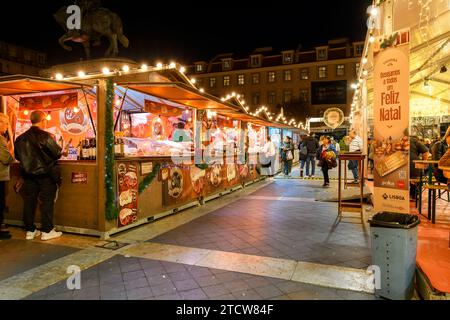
[97,79,107,233]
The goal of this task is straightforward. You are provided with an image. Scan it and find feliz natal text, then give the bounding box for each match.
[379,67,402,121]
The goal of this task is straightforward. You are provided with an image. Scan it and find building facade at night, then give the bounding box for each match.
[0,41,47,76]
[188,39,364,122]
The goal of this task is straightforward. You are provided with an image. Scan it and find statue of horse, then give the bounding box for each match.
[54,5,129,59]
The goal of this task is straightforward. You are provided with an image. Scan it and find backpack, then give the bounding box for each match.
[300,144,308,156]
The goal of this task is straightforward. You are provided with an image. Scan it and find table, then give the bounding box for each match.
[338,153,366,218]
[414,160,439,221]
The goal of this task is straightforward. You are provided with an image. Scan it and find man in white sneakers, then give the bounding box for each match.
[14,111,64,241]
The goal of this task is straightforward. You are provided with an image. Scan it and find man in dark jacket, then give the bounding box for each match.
[303,135,319,178]
[14,111,64,241]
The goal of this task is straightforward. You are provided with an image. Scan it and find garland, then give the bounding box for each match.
[380,32,398,49]
[105,79,118,221]
[195,163,209,170]
[138,163,161,194]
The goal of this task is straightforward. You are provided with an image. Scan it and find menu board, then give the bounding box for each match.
[117,162,139,227]
[19,92,78,111]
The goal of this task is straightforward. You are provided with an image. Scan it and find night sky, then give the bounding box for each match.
[0,0,369,66]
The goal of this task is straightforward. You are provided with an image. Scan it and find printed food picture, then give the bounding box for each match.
[226,164,236,182]
[168,167,184,198]
[117,163,138,227]
[190,166,205,194]
[374,131,409,177]
[209,164,223,187]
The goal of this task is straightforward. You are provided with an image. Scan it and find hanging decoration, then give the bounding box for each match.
[138,163,161,194]
[105,79,119,221]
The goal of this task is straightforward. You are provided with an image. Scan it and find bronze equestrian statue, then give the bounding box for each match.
[54,0,129,58]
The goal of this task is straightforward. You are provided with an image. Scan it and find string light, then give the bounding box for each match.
[122,65,130,72]
[102,67,110,75]
[78,71,86,78]
[141,64,148,71]
[55,73,63,80]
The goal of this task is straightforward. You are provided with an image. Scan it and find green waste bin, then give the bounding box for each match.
[369,212,420,300]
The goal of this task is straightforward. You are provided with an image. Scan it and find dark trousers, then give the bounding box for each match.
[22,176,57,233]
[348,160,359,180]
[283,160,292,175]
[322,162,330,184]
[0,181,5,227]
[305,154,316,176]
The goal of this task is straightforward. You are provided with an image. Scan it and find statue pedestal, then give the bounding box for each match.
[40,57,139,78]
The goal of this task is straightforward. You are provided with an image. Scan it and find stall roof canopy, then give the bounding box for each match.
[119,82,238,111]
[0,75,87,96]
[119,81,289,128]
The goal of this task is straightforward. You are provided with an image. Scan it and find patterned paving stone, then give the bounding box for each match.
[150,180,371,269]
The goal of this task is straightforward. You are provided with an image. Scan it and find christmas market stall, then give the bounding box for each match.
[0,68,284,238]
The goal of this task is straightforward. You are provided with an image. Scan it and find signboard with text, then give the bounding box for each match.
[373,30,410,214]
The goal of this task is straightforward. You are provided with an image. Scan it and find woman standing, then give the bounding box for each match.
[317,136,336,187]
[0,114,14,239]
[281,136,294,177]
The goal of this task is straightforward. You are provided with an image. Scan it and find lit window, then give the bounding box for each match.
[268,71,276,83]
[336,64,345,76]
[238,74,245,85]
[355,63,360,75]
[195,64,204,72]
[318,66,327,79]
[223,76,230,87]
[268,91,276,104]
[209,77,216,88]
[252,73,260,84]
[283,91,292,103]
[301,68,309,80]
[284,70,292,81]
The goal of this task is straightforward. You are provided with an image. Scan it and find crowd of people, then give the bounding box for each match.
[262,126,450,193]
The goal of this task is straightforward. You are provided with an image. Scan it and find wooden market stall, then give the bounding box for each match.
[0,70,288,239]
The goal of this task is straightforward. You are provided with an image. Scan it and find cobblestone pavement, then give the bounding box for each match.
[1,173,377,300]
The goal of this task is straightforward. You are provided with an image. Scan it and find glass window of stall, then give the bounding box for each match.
[199,111,240,154]
[247,123,266,154]
[7,89,97,161]
[114,87,194,158]
[268,127,282,149]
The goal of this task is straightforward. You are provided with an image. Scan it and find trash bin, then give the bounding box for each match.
[369,212,420,300]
